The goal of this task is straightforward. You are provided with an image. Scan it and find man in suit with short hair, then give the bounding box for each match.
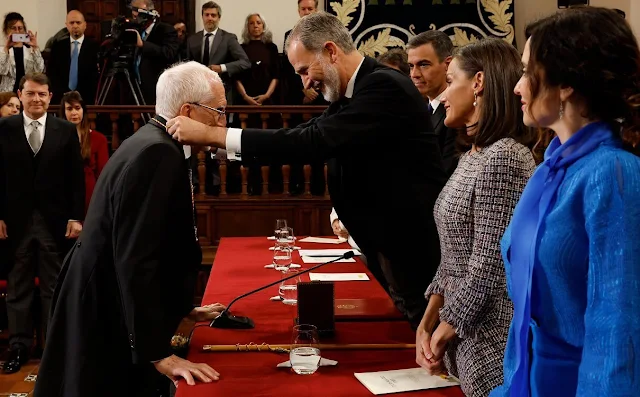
[407,31,459,176]
[186,1,250,101]
[168,12,447,329]
[48,10,100,103]
[0,72,85,374]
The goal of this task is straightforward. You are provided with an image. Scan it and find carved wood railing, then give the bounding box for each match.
[47,105,328,199]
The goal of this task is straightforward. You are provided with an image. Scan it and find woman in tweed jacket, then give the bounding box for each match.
[415,38,536,397]
[0,12,44,93]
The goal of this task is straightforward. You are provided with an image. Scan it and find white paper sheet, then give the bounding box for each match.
[309,273,369,281]
[298,236,348,244]
[301,256,356,264]
[354,368,460,395]
[298,248,361,257]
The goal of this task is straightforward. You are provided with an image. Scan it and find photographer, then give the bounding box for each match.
[129,0,179,104]
[0,12,44,93]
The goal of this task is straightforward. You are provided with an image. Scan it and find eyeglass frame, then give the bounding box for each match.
[189,102,226,117]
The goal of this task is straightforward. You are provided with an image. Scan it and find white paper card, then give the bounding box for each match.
[354,368,460,395]
[298,248,361,257]
[298,236,348,244]
[301,256,356,264]
[309,273,369,281]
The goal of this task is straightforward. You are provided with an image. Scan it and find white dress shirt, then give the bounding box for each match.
[224,57,366,160]
[329,207,359,250]
[428,91,444,114]
[201,28,227,73]
[70,34,85,50]
[23,112,47,150]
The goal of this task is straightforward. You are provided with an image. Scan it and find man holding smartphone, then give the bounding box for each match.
[0,12,44,93]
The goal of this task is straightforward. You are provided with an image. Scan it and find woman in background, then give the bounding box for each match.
[59,91,109,215]
[491,7,640,397]
[415,38,536,397]
[0,91,19,117]
[0,12,44,93]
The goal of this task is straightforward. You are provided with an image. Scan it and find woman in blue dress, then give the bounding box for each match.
[491,7,640,397]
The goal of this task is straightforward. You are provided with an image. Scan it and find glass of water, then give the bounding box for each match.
[290,324,321,375]
[275,219,287,238]
[273,246,292,271]
[279,268,300,305]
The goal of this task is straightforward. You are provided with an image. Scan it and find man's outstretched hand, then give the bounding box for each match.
[153,354,220,387]
[167,116,226,147]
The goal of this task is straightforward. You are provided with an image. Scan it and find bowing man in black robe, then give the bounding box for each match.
[34,61,227,397]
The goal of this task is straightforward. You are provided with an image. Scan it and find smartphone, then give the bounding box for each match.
[11,33,30,43]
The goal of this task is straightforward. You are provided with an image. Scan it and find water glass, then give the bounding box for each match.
[274,219,288,238]
[290,324,321,375]
[273,246,292,271]
[276,228,291,249]
[279,269,300,305]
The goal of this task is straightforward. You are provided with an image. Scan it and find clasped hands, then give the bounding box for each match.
[416,320,456,375]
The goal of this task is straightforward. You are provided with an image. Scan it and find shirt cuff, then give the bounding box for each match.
[220,64,227,73]
[226,128,243,161]
[329,208,339,224]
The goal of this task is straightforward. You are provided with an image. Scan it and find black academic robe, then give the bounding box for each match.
[33,118,201,397]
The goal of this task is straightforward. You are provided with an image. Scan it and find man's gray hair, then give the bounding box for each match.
[155,61,223,118]
[131,0,154,9]
[285,11,355,54]
[406,31,453,62]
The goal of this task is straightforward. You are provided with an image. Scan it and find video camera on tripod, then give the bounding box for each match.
[96,6,159,110]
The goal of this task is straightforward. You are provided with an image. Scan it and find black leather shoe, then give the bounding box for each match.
[3,344,29,374]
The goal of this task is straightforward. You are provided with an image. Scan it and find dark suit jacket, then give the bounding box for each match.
[241,57,446,296]
[48,37,101,104]
[432,103,459,176]
[139,21,180,104]
[0,114,85,274]
[33,119,201,397]
[186,29,250,93]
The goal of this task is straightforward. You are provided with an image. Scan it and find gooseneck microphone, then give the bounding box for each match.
[210,250,356,329]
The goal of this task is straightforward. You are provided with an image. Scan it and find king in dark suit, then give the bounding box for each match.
[168,13,447,328]
[48,10,100,104]
[0,73,85,373]
[34,61,224,397]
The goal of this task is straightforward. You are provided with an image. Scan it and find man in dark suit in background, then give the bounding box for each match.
[407,31,458,176]
[48,10,100,104]
[186,1,250,102]
[34,61,223,397]
[130,0,180,104]
[0,73,84,374]
[168,13,447,329]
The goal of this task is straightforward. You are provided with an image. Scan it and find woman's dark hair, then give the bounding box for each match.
[3,12,26,35]
[525,7,640,155]
[453,37,534,150]
[60,91,92,162]
[0,91,18,109]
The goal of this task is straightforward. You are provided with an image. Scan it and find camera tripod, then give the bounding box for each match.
[96,60,151,123]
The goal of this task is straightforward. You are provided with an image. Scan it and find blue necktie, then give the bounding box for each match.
[135,31,148,80]
[69,40,79,90]
[427,101,433,114]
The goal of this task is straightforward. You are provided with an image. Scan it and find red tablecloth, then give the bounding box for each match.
[176,237,464,397]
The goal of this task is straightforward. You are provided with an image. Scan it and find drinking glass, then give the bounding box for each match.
[276,228,291,250]
[279,269,300,305]
[290,324,321,375]
[274,219,288,238]
[273,246,292,271]
[284,226,296,247]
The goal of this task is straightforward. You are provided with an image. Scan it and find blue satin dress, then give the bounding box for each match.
[491,138,640,396]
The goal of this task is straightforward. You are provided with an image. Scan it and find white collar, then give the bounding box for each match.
[345,57,365,99]
[70,35,85,44]
[204,28,218,37]
[429,91,444,114]
[145,22,155,36]
[23,112,47,128]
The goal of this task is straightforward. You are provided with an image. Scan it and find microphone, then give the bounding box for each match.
[210,250,356,329]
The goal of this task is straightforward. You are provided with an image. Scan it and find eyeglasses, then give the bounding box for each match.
[190,102,225,117]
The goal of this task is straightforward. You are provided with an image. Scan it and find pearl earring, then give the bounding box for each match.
[473,91,477,107]
[559,102,564,120]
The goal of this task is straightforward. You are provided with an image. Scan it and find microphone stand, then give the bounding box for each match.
[210,251,355,329]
